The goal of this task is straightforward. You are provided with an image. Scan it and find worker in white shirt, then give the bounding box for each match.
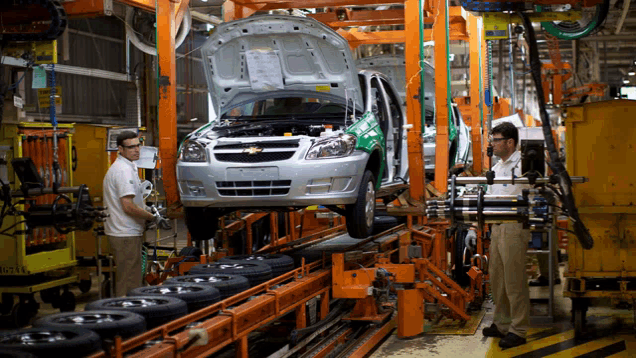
[103,131,164,297]
[477,122,531,348]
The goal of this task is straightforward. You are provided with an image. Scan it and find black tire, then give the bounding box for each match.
[39,287,59,304]
[163,274,250,300]
[178,246,203,259]
[58,291,76,312]
[188,262,272,287]
[185,207,219,242]
[85,296,187,329]
[33,310,146,340]
[345,170,376,239]
[78,279,91,294]
[0,327,101,358]
[0,348,38,358]
[219,254,294,278]
[371,216,399,235]
[127,284,221,313]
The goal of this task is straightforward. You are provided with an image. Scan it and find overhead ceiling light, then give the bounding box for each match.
[629,70,636,76]
[623,78,630,84]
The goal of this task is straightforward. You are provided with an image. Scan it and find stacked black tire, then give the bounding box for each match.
[85,296,188,329]
[218,254,295,277]
[188,262,273,287]
[127,284,221,313]
[164,274,250,300]
[0,327,102,358]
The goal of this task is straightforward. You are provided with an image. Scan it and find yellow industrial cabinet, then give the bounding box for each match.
[0,123,79,326]
[563,100,636,335]
[73,124,112,257]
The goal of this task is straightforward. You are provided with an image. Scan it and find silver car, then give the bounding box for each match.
[177,15,408,240]
[356,55,472,177]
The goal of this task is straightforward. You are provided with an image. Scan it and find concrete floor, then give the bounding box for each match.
[3,239,636,357]
[370,265,636,358]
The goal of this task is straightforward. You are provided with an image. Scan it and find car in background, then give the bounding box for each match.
[356,55,472,177]
[177,15,408,240]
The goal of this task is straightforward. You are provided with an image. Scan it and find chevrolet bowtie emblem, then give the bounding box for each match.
[243,147,263,155]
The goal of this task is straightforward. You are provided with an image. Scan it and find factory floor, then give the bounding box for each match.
[3,224,635,357]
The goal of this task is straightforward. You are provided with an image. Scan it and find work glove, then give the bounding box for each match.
[465,229,477,251]
[147,205,173,231]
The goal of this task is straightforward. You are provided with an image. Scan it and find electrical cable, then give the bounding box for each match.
[518,12,593,249]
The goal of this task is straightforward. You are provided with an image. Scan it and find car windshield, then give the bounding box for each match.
[220,97,358,120]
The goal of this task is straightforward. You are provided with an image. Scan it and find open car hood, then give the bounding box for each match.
[201,15,364,114]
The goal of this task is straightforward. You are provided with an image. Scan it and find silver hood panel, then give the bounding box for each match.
[201,15,364,114]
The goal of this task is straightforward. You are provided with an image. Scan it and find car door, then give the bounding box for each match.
[378,76,408,183]
[370,76,393,184]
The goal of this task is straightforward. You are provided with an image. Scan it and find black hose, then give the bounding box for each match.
[518,12,593,250]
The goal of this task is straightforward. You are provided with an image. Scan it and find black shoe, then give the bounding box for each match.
[529,275,561,286]
[499,333,527,349]
[482,323,505,338]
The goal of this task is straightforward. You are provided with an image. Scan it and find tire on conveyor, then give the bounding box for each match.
[33,310,146,341]
[84,296,187,329]
[371,216,400,235]
[218,254,294,277]
[163,274,250,300]
[188,262,272,287]
[127,284,221,313]
[0,348,38,358]
[0,327,101,358]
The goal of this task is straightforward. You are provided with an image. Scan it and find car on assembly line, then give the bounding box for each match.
[176,15,409,240]
[356,55,472,177]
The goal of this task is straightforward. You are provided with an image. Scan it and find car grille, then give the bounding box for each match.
[214,141,299,150]
[216,180,292,196]
[215,152,294,163]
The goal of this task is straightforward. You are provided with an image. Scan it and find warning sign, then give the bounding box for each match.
[37,86,62,108]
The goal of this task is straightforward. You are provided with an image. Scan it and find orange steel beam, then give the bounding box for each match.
[307,9,406,29]
[349,318,397,358]
[157,0,180,211]
[432,0,450,193]
[62,0,105,17]
[468,12,483,173]
[224,1,266,21]
[233,0,405,8]
[404,0,426,204]
[115,0,156,12]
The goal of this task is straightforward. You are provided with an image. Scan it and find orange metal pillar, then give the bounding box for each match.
[404,0,427,203]
[432,0,450,193]
[468,13,483,174]
[553,74,563,105]
[157,0,179,211]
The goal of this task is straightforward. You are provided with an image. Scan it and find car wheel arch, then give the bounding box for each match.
[364,148,383,185]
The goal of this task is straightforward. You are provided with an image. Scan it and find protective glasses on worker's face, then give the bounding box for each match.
[121,143,141,149]
[490,137,509,142]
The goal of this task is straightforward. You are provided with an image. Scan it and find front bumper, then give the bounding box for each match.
[177,138,369,208]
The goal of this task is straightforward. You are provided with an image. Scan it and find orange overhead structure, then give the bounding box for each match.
[403,0,427,205]
[432,0,451,193]
[157,0,189,213]
[307,8,406,28]
[468,13,484,173]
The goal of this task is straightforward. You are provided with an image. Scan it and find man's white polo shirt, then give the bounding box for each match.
[103,155,145,236]
[488,150,531,196]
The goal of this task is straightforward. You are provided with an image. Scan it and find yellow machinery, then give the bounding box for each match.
[0,123,79,326]
[563,100,636,336]
[72,124,112,295]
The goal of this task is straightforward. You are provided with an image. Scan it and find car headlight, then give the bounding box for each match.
[179,140,207,162]
[306,134,357,160]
